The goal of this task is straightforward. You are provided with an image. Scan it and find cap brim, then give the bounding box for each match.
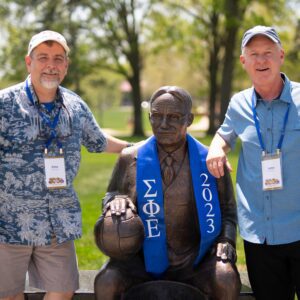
[242,33,279,49]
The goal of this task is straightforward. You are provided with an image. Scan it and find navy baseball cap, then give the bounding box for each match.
[241,25,281,50]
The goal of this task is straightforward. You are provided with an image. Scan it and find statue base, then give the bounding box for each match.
[123,280,208,300]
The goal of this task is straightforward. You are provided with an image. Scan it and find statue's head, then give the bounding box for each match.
[149,86,194,152]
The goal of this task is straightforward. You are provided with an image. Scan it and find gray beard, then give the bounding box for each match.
[40,78,60,90]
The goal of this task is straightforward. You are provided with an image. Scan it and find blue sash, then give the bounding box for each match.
[136,134,221,277]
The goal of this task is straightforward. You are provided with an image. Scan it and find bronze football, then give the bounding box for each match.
[94,208,144,260]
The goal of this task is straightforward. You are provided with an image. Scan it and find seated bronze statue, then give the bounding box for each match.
[94,86,241,300]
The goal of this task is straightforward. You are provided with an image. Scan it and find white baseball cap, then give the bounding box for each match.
[27,30,70,55]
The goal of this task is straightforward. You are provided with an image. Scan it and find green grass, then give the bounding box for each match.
[74,107,244,271]
[74,150,118,270]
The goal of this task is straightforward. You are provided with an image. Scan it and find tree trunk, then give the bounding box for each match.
[129,73,144,136]
[219,0,246,125]
[128,41,144,136]
[207,11,220,135]
[219,27,237,125]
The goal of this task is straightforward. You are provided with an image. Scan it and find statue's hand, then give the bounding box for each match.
[216,242,237,264]
[103,195,136,216]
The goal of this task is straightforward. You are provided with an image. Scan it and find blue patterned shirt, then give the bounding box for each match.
[218,74,300,245]
[0,76,107,245]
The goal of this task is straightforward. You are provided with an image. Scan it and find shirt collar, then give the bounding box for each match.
[157,140,187,163]
[254,73,292,105]
[278,73,293,104]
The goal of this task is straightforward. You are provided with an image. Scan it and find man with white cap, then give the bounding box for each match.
[0,30,133,300]
[206,25,300,299]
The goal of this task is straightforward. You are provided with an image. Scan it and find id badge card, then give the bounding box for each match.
[44,155,67,189]
[261,152,283,191]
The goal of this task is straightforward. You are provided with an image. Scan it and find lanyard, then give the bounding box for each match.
[251,91,290,154]
[25,79,63,152]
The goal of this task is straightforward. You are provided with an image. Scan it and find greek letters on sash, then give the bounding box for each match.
[136,134,221,277]
[137,137,168,277]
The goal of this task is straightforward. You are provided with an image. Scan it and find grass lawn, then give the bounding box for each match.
[74,107,245,271]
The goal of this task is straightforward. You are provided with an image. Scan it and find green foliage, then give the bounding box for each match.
[0,1,96,90]
[0,0,299,133]
[0,26,31,82]
[81,71,124,109]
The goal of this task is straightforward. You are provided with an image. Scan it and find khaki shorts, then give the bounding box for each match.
[0,239,79,298]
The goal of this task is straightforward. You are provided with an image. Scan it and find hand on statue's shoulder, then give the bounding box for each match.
[120,140,147,159]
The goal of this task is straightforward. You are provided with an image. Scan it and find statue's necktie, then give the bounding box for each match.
[163,155,175,186]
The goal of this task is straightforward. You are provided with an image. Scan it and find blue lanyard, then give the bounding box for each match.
[251,91,290,153]
[25,79,63,152]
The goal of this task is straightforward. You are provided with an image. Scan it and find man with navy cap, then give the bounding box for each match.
[207,25,300,299]
[0,30,132,300]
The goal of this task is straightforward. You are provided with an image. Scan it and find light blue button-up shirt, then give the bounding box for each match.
[218,74,300,245]
[0,77,107,245]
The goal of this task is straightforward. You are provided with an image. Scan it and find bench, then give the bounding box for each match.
[25,270,254,299]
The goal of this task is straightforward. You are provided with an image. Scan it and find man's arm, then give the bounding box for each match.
[104,133,133,153]
[206,133,232,178]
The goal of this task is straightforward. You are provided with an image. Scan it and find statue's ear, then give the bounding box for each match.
[187,113,194,127]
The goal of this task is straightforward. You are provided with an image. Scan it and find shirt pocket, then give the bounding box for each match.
[292,121,300,130]
[281,120,300,151]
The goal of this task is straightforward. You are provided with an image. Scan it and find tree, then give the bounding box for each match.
[219,0,246,127]
[0,0,94,97]
[151,0,238,133]
[0,0,152,136]
[0,0,294,136]
[85,0,151,136]
[150,0,290,134]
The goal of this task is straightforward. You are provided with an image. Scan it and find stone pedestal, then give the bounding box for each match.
[123,280,208,300]
[24,270,254,300]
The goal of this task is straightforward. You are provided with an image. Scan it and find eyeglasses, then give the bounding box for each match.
[149,112,187,124]
[31,54,68,67]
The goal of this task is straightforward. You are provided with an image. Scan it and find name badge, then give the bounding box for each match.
[261,152,283,191]
[44,156,67,189]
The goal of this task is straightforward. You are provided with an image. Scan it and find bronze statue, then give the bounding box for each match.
[94,86,241,300]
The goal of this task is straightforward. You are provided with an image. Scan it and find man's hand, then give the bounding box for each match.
[206,149,232,178]
[206,134,232,178]
[103,195,136,216]
[216,242,237,264]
